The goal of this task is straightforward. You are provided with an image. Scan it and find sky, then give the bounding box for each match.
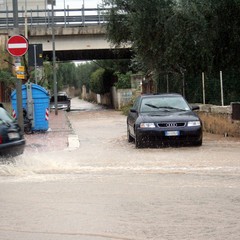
[56,0,104,9]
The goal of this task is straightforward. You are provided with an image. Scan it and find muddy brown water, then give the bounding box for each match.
[0,100,240,240]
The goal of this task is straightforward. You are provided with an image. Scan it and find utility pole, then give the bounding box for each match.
[12,0,24,133]
[51,0,58,115]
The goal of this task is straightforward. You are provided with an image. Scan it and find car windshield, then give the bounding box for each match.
[0,107,14,124]
[50,96,68,102]
[140,96,190,113]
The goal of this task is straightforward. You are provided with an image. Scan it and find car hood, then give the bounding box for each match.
[138,110,200,122]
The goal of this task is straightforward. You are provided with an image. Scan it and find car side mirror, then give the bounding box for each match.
[130,107,137,113]
[191,105,200,111]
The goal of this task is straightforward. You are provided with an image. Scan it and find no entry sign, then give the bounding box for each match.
[7,35,28,57]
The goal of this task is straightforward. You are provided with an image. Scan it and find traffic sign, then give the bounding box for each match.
[16,66,25,72]
[7,35,28,57]
[16,74,25,79]
[15,66,25,79]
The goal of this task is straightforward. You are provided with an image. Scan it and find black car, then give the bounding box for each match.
[127,93,202,148]
[0,105,25,157]
[50,93,71,112]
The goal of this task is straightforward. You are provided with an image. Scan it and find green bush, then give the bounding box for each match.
[90,68,115,94]
[114,71,132,89]
[90,68,105,94]
[121,102,133,116]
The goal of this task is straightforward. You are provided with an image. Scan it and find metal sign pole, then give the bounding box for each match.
[33,44,37,83]
[220,71,224,106]
[12,0,24,133]
[202,72,206,105]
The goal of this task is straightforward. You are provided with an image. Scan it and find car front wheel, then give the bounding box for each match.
[135,133,144,148]
[192,139,202,146]
[127,125,134,143]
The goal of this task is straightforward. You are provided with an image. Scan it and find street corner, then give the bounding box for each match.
[23,110,74,153]
[23,131,69,153]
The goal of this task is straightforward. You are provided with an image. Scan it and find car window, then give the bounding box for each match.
[133,96,141,110]
[140,96,190,112]
[50,96,68,102]
[57,96,68,101]
[0,108,14,124]
[167,96,190,110]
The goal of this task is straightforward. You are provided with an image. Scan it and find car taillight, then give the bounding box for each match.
[0,135,2,144]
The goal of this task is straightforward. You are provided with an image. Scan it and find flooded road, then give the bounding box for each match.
[0,98,240,240]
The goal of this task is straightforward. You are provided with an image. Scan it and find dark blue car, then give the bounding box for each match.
[127,93,202,148]
[0,105,25,157]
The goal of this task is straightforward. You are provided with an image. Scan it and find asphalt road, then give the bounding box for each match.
[0,98,239,240]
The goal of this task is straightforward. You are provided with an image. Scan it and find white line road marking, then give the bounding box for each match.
[68,134,80,149]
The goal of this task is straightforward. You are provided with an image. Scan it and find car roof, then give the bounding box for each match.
[58,91,68,95]
[139,93,183,98]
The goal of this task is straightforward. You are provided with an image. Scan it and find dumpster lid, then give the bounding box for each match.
[11,83,49,98]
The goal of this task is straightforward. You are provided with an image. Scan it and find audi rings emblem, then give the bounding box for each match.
[166,123,177,127]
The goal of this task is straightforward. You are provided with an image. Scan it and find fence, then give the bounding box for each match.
[156,70,240,106]
[0,7,109,29]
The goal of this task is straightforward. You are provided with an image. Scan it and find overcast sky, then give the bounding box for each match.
[56,0,103,8]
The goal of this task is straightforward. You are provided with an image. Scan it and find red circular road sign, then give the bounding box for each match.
[7,35,28,57]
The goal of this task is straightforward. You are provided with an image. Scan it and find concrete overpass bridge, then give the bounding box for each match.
[0,7,131,61]
[27,25,131,61]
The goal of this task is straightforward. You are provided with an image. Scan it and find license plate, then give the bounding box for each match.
[165,131,180,136]
[8,132,20,140]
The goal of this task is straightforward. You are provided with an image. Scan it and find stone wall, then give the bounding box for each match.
[111,87,133,110]
[198,104,240,137]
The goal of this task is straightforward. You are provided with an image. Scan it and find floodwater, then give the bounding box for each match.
[0,98,240,240]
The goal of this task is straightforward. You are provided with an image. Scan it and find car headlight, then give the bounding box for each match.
[187,121,201,127]
[140,123,155,128]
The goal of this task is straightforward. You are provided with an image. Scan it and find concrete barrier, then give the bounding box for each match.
[197,104,240,137]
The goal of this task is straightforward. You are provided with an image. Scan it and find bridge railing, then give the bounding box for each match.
[0,7,109,29]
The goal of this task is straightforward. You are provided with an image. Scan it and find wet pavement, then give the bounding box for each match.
[24,97,103,154]
[24,109,73,153]
[1,98,240,240]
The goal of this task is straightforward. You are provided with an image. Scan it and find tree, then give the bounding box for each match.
[76,62,99,91]
[114,71,132,89]
[0,70,14,85]
[90,68,115,94]
[90,68,106,94]
[103,0,240,104]
[104,0,176,75]
[57,62,78,90]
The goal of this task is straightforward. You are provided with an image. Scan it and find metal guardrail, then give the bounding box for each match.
[0,8,109,28]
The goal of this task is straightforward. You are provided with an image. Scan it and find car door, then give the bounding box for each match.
[127,96,141,136]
